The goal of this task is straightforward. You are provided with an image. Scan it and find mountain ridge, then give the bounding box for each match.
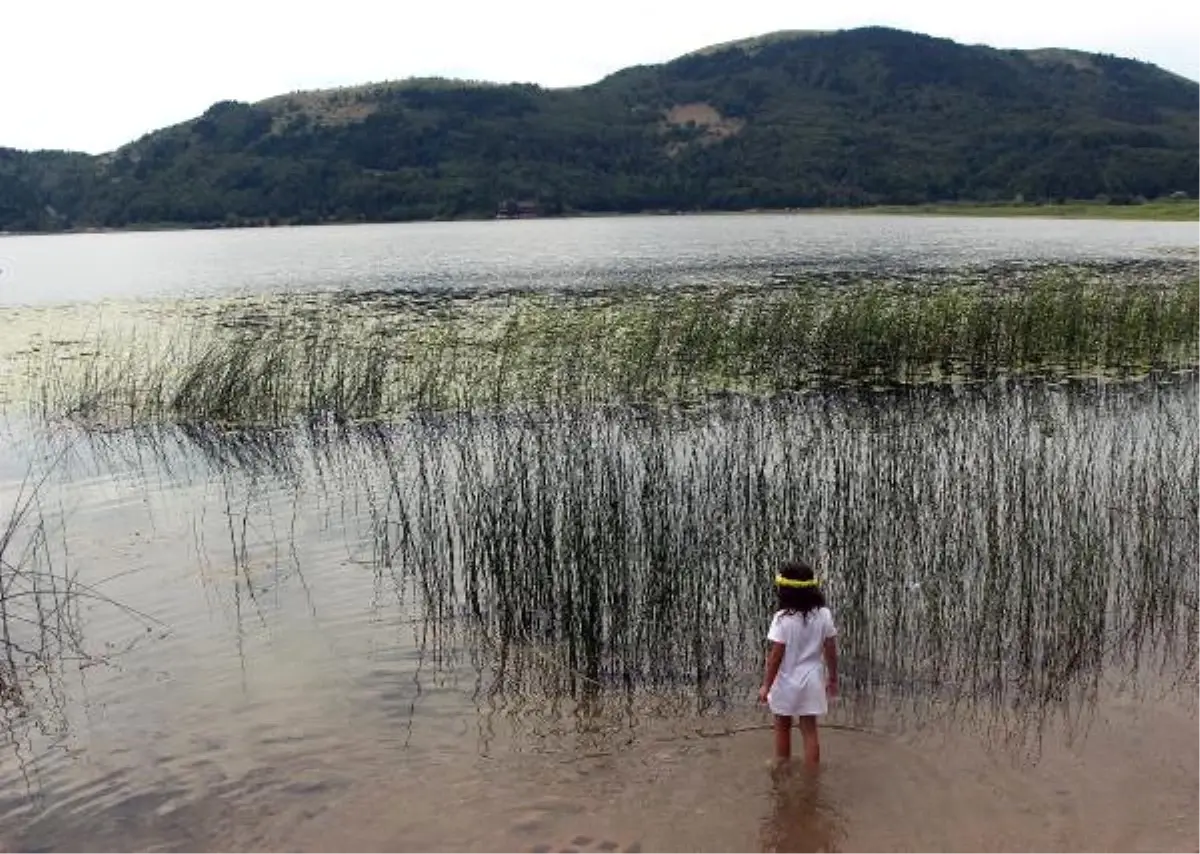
[1,26,1195,231]
[244,30,1191,105]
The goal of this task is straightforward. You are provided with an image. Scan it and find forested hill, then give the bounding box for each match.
[2,27,1197,231]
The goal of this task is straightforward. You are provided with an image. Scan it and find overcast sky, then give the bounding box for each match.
[2,0,1196,154]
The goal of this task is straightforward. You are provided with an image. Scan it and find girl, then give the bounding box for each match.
[758,560,839,766]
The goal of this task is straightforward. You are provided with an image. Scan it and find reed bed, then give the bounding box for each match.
[7,259,1197,748]
[61,377,1198,744]
[27,262,1198,429]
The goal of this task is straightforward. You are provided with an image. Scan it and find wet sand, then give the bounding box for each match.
[246,684,1196,853]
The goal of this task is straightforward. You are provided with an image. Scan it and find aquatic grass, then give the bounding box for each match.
[56,376,1197,749]
[23,262,1199,429]
[0,443,163,710]
[8,260,1197,753]
[391,379,1193,742]
[0,447,77,704]
[0,460,90,714]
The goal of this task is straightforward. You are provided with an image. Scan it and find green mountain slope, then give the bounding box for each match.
[1,27,1196,231]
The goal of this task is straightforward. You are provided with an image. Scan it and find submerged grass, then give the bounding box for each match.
[27,262,1200,428]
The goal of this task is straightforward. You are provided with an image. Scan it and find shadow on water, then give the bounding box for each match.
[0,373,1196,849]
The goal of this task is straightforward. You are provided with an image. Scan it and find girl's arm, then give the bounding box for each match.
[823,637,839,697]
[758,642,785,703]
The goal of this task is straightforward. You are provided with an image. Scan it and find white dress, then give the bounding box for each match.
[766,607,838,717]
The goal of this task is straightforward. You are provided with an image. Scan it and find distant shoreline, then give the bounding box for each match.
[848,198,1198,221]
[1,198,1195,238]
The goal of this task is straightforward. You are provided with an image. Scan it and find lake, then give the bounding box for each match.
[0,214,1196,852]
[1,213,1197,305]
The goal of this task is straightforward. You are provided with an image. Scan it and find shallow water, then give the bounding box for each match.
[1,381,1196,852]
[0,216,1197,852]
[278,689,1197,853]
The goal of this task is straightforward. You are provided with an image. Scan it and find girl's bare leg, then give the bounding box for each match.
[797,715,820,767]
[773,714,793,760]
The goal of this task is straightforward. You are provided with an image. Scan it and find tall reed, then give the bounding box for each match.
[27,263,1198,429]
[60,376,1196,744]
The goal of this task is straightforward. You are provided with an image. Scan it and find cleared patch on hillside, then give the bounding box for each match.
[660,103,744,157]
[1022,48,1099,73]
[258,88,381,132]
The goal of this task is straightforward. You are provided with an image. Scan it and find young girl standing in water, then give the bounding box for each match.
[758,560,839,766]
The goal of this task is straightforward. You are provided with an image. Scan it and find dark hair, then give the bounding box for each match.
[776,559,825,619]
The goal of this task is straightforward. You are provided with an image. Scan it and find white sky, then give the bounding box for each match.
[2,0,1196,154]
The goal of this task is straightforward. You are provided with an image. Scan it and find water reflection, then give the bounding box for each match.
[760,764,845,853]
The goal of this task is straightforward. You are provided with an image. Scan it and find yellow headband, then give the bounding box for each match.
[775,575,820,589]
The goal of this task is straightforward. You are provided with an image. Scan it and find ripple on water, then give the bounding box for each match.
[0,433,460,848]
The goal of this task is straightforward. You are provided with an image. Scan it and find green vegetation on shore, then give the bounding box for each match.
[854,197,1199,221]
[1,26,1196,232]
